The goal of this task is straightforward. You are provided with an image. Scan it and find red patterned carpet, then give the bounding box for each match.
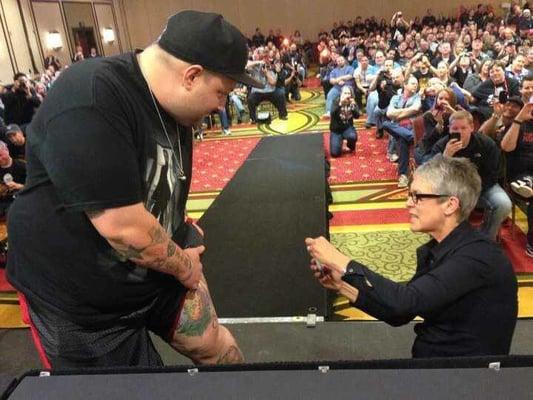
[323,130,398,183]
[191,137,260,192]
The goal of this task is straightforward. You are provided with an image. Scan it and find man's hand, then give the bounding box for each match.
[492,100,504,118]
[5,181,23,191]
[444,138,463,157]
[515,102,533,123]
[180,246,205,289]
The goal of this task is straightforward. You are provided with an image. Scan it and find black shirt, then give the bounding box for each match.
[7,52,193,326]
[343,221,517,358]
[431,132,500,191]
[330,102,360,133]
[1,89,41,125]
[507,121,533,178]
[472,77,520,106]
[0,159,26,200]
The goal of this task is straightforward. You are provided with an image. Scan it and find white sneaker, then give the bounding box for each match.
[389,153,399,163]
[222,128,231,136]
[322,112,330,118]
[398,174,409,188]
[511,181,533,198]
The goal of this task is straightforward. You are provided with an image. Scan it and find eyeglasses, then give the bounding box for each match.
[407,191,451,204]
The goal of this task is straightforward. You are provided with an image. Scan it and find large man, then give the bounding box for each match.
[7,11,263,368]
[431,111,512,241]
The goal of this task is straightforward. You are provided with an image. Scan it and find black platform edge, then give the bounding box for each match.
[11,355,533,380]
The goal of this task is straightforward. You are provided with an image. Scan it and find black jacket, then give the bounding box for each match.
[431,132,500,191]
[343,222,517,358]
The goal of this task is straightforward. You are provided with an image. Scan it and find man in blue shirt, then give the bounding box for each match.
[324,56,354,117]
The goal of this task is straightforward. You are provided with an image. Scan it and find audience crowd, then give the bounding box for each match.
[0,1,531,256]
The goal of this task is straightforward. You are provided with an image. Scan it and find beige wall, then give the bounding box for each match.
[0,0,126,83]
[31,1,71,67]
[0,13,14,84]
[94,2,120,56]
[124,0,508,48]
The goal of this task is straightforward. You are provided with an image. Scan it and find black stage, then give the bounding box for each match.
[5,357,533,399]
[199,133,328,318]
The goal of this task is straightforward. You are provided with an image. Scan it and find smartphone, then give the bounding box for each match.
[529,95,533,104]
[449,132,461,141]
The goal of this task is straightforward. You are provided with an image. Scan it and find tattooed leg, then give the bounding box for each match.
[169,279,243,364]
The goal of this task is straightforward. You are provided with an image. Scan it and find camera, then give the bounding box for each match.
[498,91,508,104]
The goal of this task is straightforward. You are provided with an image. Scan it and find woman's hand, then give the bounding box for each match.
[305,236,351,273]
[310,260,344,291]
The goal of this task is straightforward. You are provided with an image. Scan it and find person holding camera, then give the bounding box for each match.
[247,57,288,122]
[472,61,521,122]
[1,73,41,126]
[430,111,512,241]
[329,85,360,157]
[500,100,533,257]
[415,88,457,166]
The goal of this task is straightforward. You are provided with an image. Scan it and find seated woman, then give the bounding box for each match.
[306,155,518,358]
[414,88,457,165]
[329,85,359,157]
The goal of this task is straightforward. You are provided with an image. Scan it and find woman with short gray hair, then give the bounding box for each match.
[306,155,517,358]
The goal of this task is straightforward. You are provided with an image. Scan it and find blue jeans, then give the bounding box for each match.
[414,147,433,166]
[330,126,357,157]
[326,86,341,113]
[477,184,512,240]
[218,109,230,130]
[365,91,379,125]
[382,120,413,176]
[229,94,245,113]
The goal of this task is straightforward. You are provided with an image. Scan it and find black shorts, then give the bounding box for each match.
[21,284,188,369]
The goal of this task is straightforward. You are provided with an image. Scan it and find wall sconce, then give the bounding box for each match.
[102,27,115,44]
[47,31,63,50]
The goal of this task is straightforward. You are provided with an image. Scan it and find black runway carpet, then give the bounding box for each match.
[199,133,328,318]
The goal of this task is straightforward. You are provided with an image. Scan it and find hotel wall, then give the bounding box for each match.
[0,0,127,85]
[121,0,509,49]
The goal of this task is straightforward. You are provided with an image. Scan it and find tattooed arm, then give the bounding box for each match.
[86,202,203,289]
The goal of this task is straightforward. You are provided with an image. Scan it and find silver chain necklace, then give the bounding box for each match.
[146,84,187,181]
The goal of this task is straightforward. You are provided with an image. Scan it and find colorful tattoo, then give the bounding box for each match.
[177,287,213,337]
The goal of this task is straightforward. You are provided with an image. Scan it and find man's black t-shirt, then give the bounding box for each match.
[0,159,26,186]
[6,52,193,326]
[508,121,533,178]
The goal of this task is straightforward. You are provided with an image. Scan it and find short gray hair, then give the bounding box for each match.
[414,155,481,222]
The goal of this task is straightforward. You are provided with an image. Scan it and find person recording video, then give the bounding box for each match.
[329,85,360,157]
[247,50,288,122]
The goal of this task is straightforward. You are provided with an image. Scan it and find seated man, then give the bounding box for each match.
[382,75,422,188]
[324,56,354,117]
[500,101,533,257]
[0,141,25,216]
[307,155,518,358]
[4,124,26,159]
[431,111,512,241]
[229,84,247,124]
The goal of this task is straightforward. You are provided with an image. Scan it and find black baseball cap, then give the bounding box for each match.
[507,96,524,108]
[158,10,264,88]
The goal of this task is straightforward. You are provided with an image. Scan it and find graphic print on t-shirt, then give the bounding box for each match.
[144,143,182,234]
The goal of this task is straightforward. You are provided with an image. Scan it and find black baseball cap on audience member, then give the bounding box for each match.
[5,124,21,136]
[157,10,264,88]
[507,96,524,108]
